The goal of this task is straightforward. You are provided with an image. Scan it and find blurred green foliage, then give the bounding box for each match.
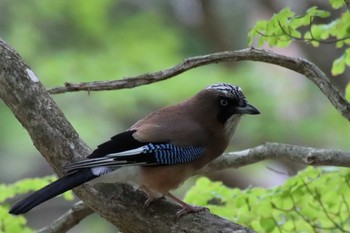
[248,1,350,76]
[185,167,350,232]
[1,0,350,232]
[0,176,63,233]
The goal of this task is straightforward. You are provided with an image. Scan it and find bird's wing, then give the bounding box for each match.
[63,130,206,175]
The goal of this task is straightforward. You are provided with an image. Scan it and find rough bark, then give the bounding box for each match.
[203,142,350,174]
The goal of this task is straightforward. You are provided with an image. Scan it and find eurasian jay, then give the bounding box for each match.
[9,83,260,217]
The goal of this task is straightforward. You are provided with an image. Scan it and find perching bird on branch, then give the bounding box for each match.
[9,83,260,218]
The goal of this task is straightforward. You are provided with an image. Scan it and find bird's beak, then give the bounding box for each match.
[236,103,260,115]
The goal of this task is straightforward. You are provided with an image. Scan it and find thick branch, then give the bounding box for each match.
[48,48,350,122]
[33,142,350,232]
[0,40,255,232]
[203,142,350,173]
[37,202,93,233]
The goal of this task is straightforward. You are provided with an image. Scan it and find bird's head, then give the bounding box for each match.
[191,83,260,138]
[205,83,260,124]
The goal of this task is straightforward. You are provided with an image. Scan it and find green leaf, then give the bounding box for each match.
[0,206,34,233]
[306,6,330,18]
[259,218,276,232]
[345,48,350,66]
[329,0,346,9]
[277,7,295,20]
[247,30,254,46]
[332,55,346,75]
[317,25,331,40]
[336,40,344,48]
[282,220,295,231]
[62,190,74,201]
[310,40,320,47]
[255,201,273,218]
[345,83,350,102]
[258,36,266,47]
[300,205,319,221]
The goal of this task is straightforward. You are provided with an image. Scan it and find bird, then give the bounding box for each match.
[9,83,260,218]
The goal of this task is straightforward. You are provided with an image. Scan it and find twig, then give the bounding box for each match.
[37,201,94,233]
[266,165,292,176]
[47,48,350,122]
[345,0,350,10]
[277,19,350,44]
[307,184,349,232]
[202,142,350,173]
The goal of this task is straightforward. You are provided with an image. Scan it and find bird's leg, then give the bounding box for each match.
[165,192,208,219]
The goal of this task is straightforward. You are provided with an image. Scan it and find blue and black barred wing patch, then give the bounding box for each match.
[138,143,205,165]
[104,143,205,165]
[63,142,206,174]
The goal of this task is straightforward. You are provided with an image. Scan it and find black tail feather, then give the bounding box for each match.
[9,169,96,215]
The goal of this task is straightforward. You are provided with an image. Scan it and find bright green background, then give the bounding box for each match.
[1,1,350,232]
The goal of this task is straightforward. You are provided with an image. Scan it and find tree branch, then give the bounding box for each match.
[37,202,94,233]
[203,142,350,174]
[345,0,350,10]
[0,39,256,232]
[47,48,350,122]
[29,142,350,232]
[26,142,350,232]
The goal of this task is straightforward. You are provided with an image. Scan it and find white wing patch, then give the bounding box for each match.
[106,146,145,157]
[63,146,149,175]
[91,166,112,176]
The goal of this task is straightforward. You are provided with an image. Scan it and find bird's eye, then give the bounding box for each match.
[220,99,228,106]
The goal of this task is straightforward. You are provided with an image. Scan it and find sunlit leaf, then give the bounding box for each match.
[185,167,350,232]
[332,56,346,75]
[345,83,350,102]
[306,6,330,18]
[259,218,275,232]
[276,39,292,47]
[329,0,346,9]
[345,48,350,66]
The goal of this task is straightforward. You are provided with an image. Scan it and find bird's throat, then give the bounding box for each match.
[224,115,241,139]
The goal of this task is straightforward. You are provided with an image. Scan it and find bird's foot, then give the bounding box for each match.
[175,205,209,219]
[165,192,209,219]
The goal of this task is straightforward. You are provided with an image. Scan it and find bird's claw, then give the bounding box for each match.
[175,205,209,219]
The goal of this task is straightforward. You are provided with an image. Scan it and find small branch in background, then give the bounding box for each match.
[202,142,350,174]
[345,0,350,10]
[47,48,350,122]
[37,201,94,233]
[266,165,292,176]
